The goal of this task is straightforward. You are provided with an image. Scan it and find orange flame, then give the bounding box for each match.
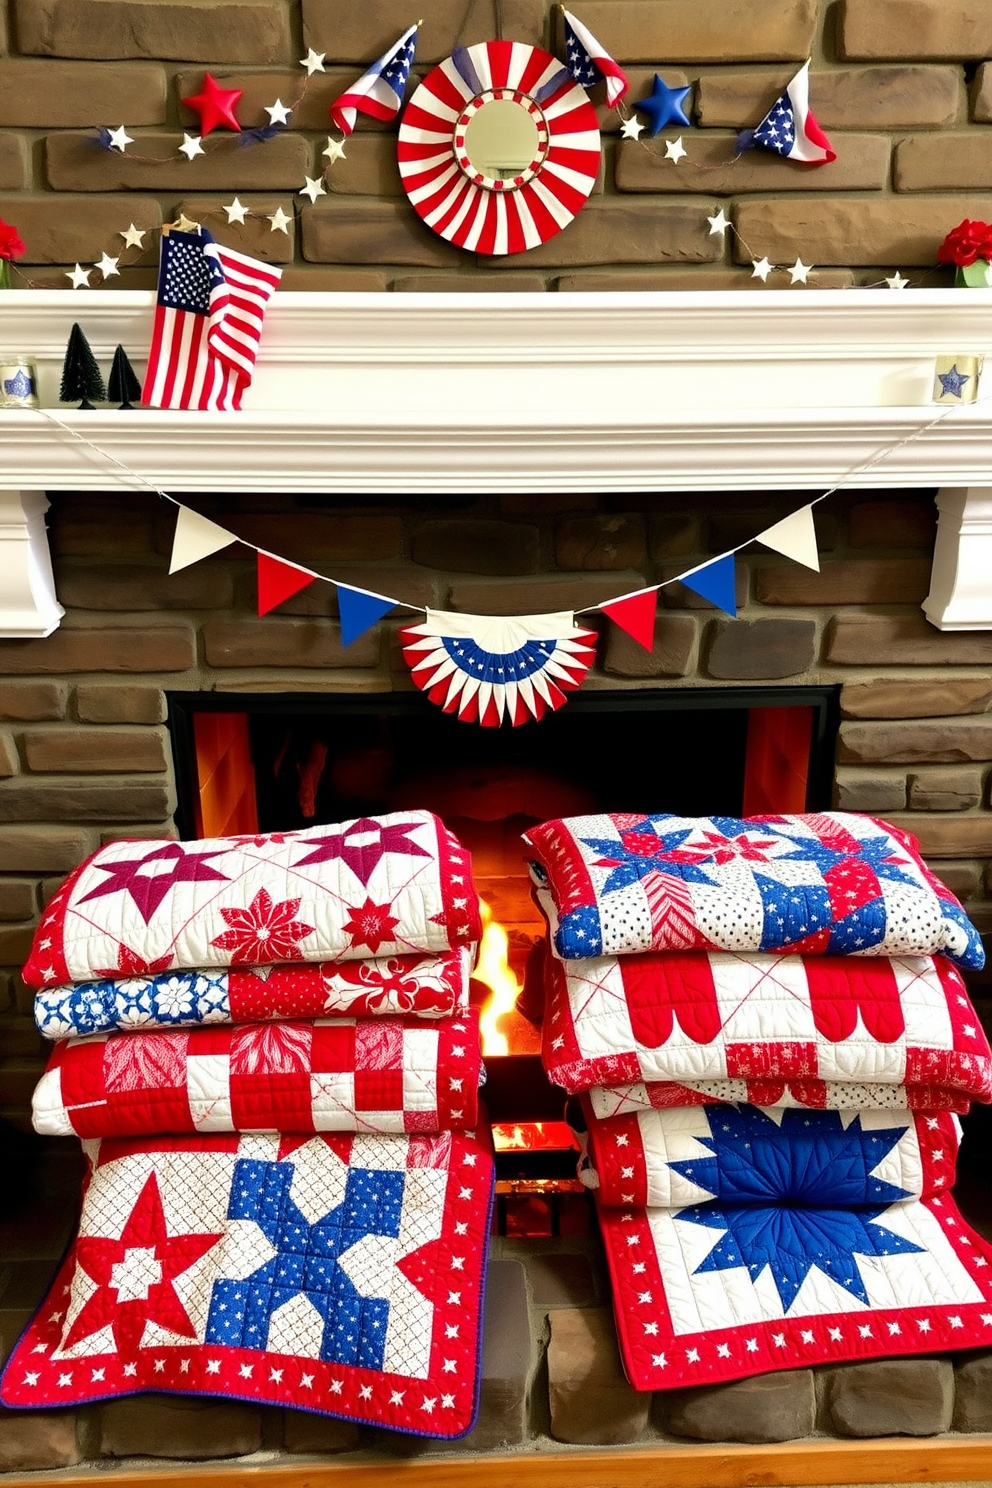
[476,898,521,1057]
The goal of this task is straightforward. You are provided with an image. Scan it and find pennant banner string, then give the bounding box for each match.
[32,394,990,633]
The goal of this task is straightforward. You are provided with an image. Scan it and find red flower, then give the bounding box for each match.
[938,219,992,268]
[210,887,315,964]
[0,220,24,261]
[343,898,400,955]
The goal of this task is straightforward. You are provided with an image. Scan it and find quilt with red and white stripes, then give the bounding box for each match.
[542,949,992,1111]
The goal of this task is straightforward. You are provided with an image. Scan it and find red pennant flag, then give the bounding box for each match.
[256,552,316,616]
[601,588,659,650]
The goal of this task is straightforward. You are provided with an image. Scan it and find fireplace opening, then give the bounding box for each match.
[168,687,838,1237]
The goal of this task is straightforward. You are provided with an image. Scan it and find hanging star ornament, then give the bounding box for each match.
[619,114,645,140]
[707,208,731,236]
[181,73,243,134]
[66,263,91,289]
[323,136,347,165]
[106,125,133,153]
[789,257,812,284]
[95,252,120,280]
[751,257,773,282]
[119,223,146,249]
[267,206,292,234]
[223,197,249,224]
[300,48,326,74]
[664,136,687,164]
[634,75,691,137]
[886,271,909,290]
[938,364,971,399]
[179,133,205,160]
[265,99,292,126]
[173,213,200,233]
[299,176,326,203]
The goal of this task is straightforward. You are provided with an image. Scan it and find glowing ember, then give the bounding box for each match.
[476,898,521,1057]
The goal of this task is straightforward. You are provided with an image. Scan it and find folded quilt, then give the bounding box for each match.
[596,1098,992,1390]
[542,948,992,1104]
[524,811,983,968]
[0,1128,494,1436]
[34,947,474,1041]
[23,812,481,990]
[33,1012,482,1138]
[588,1076,979,1117]
[579,1102,960,1208]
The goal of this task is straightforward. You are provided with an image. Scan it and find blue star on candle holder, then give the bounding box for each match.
[634,75,692,137]
[938,363,970,399]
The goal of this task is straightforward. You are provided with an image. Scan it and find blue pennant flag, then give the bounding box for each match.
[336,583,398,647]
[681,554,737,616]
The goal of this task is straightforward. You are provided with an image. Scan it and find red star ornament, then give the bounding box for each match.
[181,73,243,134]
[63,1172,221,1358]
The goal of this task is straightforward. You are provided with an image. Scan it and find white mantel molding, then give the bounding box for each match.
[1,287,992,634]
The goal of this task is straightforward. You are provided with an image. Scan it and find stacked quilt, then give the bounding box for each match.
[525,810,992,1389]
[2,812,495,1438]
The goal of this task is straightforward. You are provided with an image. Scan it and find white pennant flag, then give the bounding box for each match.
[169,506,237,573]
[756,505,820,571]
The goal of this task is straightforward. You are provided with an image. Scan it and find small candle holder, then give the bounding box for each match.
[933,354,983,404]
[0,356,40,409]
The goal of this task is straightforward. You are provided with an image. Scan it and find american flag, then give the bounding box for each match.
[329,22,418,136]
[562,9,628,107]
[742,61,835,165]
[141,227,282,411]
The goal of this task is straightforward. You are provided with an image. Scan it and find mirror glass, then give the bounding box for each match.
[463,99,540,179]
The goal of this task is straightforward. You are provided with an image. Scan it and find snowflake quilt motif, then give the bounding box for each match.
[0,1130,494,1436]
[524,812,983,969]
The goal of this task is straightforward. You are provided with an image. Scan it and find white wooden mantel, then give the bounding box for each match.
[1,287,991,636]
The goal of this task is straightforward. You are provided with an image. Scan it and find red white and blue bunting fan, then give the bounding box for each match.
[736,61,835,165]
[397,41,601,256]
[400,610,597,727]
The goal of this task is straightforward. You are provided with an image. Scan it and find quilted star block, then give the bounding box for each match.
[0,1130,494,1437]
[524,811,983,969]
[24,814,481,990]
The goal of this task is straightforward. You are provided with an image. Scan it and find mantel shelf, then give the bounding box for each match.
[1,288,991,634]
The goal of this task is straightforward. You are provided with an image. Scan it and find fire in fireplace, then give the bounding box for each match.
[168,686,838,1235]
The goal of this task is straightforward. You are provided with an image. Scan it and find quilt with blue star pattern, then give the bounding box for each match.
[591,1102,992,1388]
[23,813,481,991]
[523,811,983,969]
[0,1128,494,1436]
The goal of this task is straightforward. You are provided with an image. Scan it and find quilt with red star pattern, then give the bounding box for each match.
[523,811,983,969]
[591,1101,992,1389]
[33,946,473,1042]
[23,813,481,990]
[541,948,992,1114]
[32,1012,482,1140]
[0,1128,494,1436]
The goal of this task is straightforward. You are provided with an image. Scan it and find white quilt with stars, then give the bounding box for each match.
[0,1129,494,1436]
[23,812,481,990]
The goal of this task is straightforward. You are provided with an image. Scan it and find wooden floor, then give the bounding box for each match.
[7,1437,992,1488]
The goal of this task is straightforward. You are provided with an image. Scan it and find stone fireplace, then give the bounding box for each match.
[3,291,992,1479]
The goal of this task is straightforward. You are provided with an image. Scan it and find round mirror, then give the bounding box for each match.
[463,99,540,181]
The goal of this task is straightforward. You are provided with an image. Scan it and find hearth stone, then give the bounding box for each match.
[547,1307,651,1445]
[0,1410,80,1473]
[283,1412,361,1454]
[662,1370,816,1444]
[824,1357,954,1437]
[951,1353,992,1431]
[97,1394,264,1459]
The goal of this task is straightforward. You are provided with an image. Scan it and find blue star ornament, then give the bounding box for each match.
[938,363,970,399]
[634,75,692,136]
